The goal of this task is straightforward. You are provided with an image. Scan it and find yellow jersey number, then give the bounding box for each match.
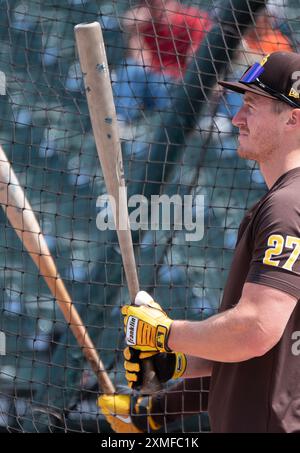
[263,234,300,271]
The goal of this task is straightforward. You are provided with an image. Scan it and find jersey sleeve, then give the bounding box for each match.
[246,192,300,299]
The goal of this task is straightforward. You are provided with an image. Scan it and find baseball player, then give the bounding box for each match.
[99,51,300,433]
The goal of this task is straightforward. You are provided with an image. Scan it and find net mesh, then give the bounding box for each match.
[0,0,299,433]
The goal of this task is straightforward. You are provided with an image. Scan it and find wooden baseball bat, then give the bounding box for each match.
[74,22,161,393]
[0,145,114,394]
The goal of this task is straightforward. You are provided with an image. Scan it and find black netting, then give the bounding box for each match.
[0,0,299,433]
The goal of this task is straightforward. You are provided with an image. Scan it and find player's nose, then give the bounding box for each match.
[232,105,246,128]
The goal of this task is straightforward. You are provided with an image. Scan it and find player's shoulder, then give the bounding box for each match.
[252,169,300,224]
[268,169,300,206]
[270,186,297,202]
[262,190,298,218]
[253,180,300,234]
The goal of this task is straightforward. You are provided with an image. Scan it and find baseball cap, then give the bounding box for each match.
[219,51,300,108]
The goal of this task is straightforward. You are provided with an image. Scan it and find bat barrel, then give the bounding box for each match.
[75,22,139,301]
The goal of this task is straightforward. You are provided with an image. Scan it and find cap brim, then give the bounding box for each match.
[218,80,277,101]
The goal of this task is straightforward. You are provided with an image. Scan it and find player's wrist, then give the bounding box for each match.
[166,320,180,352]
[156,318,173,352]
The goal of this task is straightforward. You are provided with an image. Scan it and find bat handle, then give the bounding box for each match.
[141,359,162,394]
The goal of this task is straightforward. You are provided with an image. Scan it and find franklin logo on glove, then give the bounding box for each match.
[127,316,138,345]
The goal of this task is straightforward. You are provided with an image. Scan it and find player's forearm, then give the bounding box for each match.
[168,305,268,362]
[184,355,214,378]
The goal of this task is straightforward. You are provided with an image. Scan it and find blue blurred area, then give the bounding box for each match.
[113,58,174,122]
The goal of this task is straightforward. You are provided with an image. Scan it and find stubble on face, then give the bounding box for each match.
[236,96,281,163]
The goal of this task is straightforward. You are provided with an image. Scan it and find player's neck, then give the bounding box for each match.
[260,150,300,189]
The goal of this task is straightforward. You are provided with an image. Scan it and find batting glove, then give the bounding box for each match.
[124,347,187,389]
[98,394,161,433]
[121,291,173,352]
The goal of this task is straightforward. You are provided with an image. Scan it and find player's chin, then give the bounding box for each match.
[237,146,256,161]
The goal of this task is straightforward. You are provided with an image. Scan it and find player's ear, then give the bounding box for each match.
[285,109,300,127]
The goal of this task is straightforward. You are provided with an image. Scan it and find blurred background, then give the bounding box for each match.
[0,0,299,432]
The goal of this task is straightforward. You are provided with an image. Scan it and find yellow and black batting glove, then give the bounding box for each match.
[122,291,173,352]
[124,347,187,389]
[98,394,161,433]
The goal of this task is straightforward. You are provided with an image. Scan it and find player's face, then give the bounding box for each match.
[232,93,283,163]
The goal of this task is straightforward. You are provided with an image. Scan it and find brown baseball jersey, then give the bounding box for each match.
[208,167,300,432]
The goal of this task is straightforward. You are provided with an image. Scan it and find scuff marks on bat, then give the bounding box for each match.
[96,63,106,73]
[116,150,125,184]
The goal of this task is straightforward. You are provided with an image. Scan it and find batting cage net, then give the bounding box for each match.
[0,0,299,433]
